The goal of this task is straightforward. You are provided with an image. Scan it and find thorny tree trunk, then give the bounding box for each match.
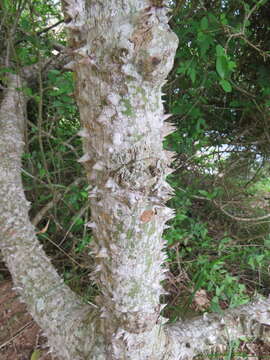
[63,0,178,357]
[0,1,270,359]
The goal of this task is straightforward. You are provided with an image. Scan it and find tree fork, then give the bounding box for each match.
[62,0,270,358]
[0,1,270,359]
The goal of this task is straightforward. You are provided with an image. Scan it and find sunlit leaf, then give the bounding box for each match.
[216,56,228,79]
[219,79,232,92]
[31,350,41,360]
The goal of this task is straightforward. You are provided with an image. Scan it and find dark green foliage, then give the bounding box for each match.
[163,0,270,319]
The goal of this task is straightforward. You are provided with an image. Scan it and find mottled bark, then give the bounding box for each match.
[62,1,270,359]
[165,297,270,359]
[1,1,270,359]
[63,0,178,357]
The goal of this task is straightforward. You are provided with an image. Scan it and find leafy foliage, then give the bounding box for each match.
[163,0,270,319]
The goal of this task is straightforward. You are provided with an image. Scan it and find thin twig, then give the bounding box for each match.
[32,177,84,226]
[0,321,34,350]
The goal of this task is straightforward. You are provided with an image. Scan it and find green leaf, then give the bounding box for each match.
[197,33,213,56]
[208,12,218,24]
[189,67,196,84]
[216,44,225,57]
[39,168,46,177]
[22,87,33,97]
[219,79,232,92]
[220,13,228,25]
[211,296,222,312]
[52,100,63,107]
[198,190,209,197]
[21,18,31,31]
[228,60,236,71]
[2,0,8,9]
[248,256,255,270]
[80,190,88,199]
[176,61,190,75]
[200,16,208,30]
[49,69,61,75]
[175,213,188,221]
[216,56,228,79]
[31,350,41,360]
[243,2,250,12]
[48,69,61,81]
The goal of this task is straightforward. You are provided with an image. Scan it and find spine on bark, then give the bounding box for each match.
[63,0,178,357]
[1,1,270,359]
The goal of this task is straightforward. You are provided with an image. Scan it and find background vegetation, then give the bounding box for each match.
[1,0,270,348]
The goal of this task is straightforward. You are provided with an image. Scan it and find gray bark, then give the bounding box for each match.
[0,1,270,359]
[165,297,270,359]
[63,0,178,357]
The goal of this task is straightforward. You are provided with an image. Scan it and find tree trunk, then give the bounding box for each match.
[0,1,270,359]
[63,0,178,357]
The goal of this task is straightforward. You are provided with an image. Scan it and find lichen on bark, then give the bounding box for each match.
[1,1,270,359]
[63,0,178,357]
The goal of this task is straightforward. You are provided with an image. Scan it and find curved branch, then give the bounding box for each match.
[165,297,270,359]
[0,74,104,359]
[216,203,270,222]
[177,187,270,223]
